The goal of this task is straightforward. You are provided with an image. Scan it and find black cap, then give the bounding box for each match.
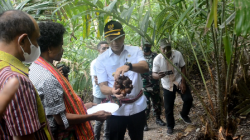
[104,20,124,38]
[159,38,171,48]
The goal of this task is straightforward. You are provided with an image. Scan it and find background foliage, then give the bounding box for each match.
[1,0,250,138]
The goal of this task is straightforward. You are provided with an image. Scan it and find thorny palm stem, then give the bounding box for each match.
[229,36,237,96]
[182,25,216,118]
[196,38,217,115]
[218,0,225,57]
[211,24,224,128]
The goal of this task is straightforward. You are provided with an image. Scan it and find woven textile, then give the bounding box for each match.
[34,57,94,140]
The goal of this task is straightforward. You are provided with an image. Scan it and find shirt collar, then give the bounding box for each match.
[0,51,29,74]
[108,45,128,57]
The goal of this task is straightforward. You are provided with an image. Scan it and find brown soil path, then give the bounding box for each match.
[96,89,250,140]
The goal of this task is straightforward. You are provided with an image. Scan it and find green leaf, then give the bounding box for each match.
[80,0,97,8]
[97,13,104,38]
[235,0,250,36]
[155,8,169,29]
[140,11,150,34]
[213,0,218,28]
[219,12,235,29]
[138,0,146,21]
[52,1,71,16]
[0,0,13,10]
[104,0,117,12]
[120,4,135,22]
[96,1,104,9]
[63,4,73,19]
[86,14,91,37]
[128,0,131,7]
[6,0,13,10]
[241,108,250,116]
[174,4,193,29]
[15,0,30,10]
[205,1,215,30]
[171,0,184,5]
[23,1,55,11]
[223,34,232,65]
[0,5,4,13]
[125,4,135,22]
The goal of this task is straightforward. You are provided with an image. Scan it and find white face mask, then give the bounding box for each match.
[19,36,41,63]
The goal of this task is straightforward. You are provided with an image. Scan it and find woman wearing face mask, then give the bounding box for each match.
[141,39,166,131]
[29,21,111,140]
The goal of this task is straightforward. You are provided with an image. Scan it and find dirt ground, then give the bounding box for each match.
[93,69,250,140]
[93,88,250,140]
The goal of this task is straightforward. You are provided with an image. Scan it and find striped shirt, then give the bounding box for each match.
[0,51,52,140]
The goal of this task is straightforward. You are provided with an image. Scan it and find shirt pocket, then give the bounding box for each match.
[107,64,120,81]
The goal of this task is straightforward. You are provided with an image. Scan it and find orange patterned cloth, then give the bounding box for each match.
[35,57,94,140]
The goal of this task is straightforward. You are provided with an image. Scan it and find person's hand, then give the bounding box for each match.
[58,67,64,75]
[158,72,166,78]
[84,102,97,109]
[179,82,186,94]
[94,76,98,85]
[0,78,19,118]
[112,87,124,100]
[92,110,112,121]
[114,65,130,80]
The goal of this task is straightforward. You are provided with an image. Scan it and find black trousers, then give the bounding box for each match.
[163,85,193,129]
[107,110,145,140]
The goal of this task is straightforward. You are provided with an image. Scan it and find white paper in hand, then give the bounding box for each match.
[87,103,119,114]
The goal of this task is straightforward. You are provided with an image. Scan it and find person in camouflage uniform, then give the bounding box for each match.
[141,40,166,131]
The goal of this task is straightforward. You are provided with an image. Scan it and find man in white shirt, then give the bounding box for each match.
[152,38,193,135]
[90,41,110,140]
[95,20,149,140]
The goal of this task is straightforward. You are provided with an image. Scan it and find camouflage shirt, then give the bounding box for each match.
[141,52,159,88]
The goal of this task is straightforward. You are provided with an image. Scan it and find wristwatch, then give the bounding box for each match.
[125,62,133,70]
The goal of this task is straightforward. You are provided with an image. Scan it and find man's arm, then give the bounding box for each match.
[131,61,149,74]
[99,82,112,95]
[0,78,33,140]
[99,82,124,99]
[114,60,149,80]
[53,110,111,126]
[4,76,45,140]
[152,72,166,80]
[0,78,19,118]
[152,55,165,80]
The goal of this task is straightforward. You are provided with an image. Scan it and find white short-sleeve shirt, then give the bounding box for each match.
[95,45,147,116]
[90,59,106,98]
[152,50,185,90]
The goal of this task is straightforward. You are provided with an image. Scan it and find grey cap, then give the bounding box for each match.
[159,38,171,48]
